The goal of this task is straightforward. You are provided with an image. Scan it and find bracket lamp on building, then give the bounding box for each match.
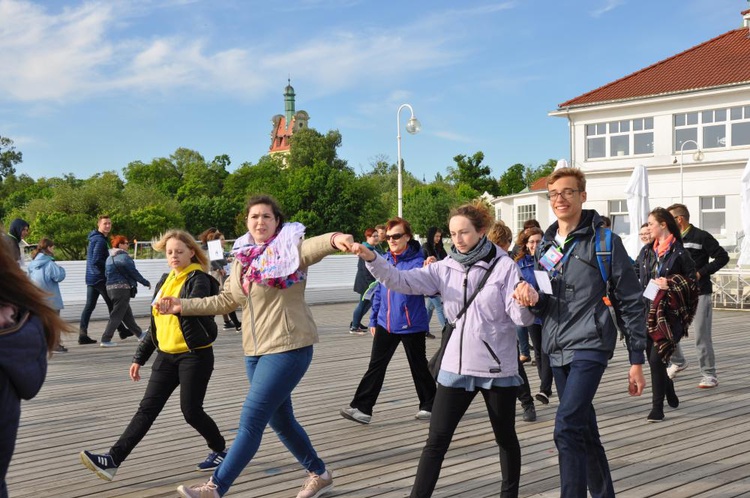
[674,139,704,203]
[396,103,421,218]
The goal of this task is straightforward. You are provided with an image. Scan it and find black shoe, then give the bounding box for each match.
[647,407,665,422]
[78,335,97,345]
[666,380,679,408]
[534,392,550,405]
[223,322,234,330]
[426,332,436,339]
[357,323,368,331]
[522,404,537,422]
[118,329,134,340]
[54,344,68,353]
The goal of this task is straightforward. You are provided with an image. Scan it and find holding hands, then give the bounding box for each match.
[155,296,182,315]
[351,242,377,262]
[512,281,540,307]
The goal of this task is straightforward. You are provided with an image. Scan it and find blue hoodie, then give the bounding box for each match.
[84,229,109,286]
[27,253,66,310]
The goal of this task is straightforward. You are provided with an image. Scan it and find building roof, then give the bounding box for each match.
[558,25,750,109]
[529,176,548,192]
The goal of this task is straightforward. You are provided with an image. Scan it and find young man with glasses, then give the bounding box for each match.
[514,167,647,497]
[666,203,728,388]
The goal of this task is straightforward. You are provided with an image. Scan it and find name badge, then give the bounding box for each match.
[539,246,564,271]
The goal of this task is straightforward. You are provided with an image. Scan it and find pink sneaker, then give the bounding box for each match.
[296,470,334,498]
[177,477,220,498]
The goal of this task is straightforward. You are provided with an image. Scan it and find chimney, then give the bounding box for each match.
[743,7,750,29]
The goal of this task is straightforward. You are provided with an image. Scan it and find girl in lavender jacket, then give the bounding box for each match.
[353,202,534,498]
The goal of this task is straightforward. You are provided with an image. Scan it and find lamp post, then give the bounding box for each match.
[396,104,421,217]
[678,139,703,203]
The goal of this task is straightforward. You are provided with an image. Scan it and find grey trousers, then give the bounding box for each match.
[101,288,143,342]
[670,294,715,377]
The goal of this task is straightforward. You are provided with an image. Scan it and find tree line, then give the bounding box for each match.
[0,130,555,260]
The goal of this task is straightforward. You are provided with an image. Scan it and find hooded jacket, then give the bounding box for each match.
[353,241,377,295]
[369,239,429,334]
[84,230,109,286]
[366,243,534,378]
[27,253,66,310]
[105,248,151,289]
[3,218,28,265]
[530,210,647,367]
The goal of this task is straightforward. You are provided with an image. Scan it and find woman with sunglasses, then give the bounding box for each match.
[340,217,436,426]
[352,202,534,497]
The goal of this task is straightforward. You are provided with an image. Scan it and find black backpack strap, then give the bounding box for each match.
[454,256,502,323]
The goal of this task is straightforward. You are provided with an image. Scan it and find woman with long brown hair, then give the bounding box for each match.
[0,240,69,497]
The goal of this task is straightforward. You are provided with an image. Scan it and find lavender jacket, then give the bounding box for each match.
[366,246,534,378]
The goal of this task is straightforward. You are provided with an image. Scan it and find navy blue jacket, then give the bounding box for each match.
[85,230,109,286]
[105,249,150,289]
[370,239,429,334]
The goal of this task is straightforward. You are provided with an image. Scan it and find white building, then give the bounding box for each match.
[492,9,750,251]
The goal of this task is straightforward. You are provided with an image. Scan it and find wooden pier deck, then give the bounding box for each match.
[6,303,750,497]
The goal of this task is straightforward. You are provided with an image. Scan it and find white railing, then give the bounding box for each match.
[712,269,750,310]
[55,255,359,322]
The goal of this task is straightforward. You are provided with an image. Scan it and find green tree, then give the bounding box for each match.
[497,163,527,196]
[402,183,459,236]
[446,151,499,196]
[0,136,23,181]
[123,158,181,196]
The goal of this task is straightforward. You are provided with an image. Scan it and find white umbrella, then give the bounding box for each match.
[738,158,750,266]
[623,164,650,259]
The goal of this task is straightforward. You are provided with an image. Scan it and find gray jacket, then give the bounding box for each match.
[531,210,646,367]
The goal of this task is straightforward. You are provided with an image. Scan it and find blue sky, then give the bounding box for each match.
[0,0,745,182]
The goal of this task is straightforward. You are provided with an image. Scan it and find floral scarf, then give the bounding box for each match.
[233,222,307,293]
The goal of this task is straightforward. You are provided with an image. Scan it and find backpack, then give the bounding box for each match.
[594,226,613,287]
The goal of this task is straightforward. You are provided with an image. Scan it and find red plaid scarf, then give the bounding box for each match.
[646,274,699,363]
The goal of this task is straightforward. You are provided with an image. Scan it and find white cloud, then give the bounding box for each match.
[591,0,625,18]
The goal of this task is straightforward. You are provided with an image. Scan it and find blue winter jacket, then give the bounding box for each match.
[84,230,109,286]
[27,253,66,310]
[369,239,429,334]
[105,249,151,289]
[516,254,542,326]
[0,312,47,495]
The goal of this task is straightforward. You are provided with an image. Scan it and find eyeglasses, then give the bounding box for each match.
[385,233,406,241]
[546,188,580,201]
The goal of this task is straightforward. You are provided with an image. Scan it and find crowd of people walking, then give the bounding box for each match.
[1,167,733,497]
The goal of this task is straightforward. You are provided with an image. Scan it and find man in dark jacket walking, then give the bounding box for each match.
[77,215,130,344]
[349,228,379,334]
[666,203,729,388]
[514,168,647,498]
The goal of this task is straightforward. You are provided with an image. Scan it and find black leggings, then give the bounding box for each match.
[410,383,520,498]
[109,348,225,465]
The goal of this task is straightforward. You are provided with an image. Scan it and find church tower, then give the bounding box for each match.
[270,79,309,157]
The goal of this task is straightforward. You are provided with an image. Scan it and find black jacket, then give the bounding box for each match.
[132,270,219,366]
[353,242,378,295]
[530,210,647,366]
[681,225,729,295]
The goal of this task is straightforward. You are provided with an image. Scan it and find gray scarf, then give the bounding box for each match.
[450,235,492,268]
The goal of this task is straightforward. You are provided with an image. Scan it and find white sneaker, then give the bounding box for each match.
[340,407,371,424]
[666,362,688,379]
[99,341,118,348]
[415,410,431,420]
[698,376,719,389]
[296,470,334,498]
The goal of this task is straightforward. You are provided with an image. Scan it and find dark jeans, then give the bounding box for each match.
[79,282,128,335]
[552,361,614,498]
[528,324,553,396]
[517,345,533,408]
[646,335,679,409]
[411,384,520,498]
[101,288,143,342]
[351,295,372,328]
[350,326,436,415]
[109,348,225,466]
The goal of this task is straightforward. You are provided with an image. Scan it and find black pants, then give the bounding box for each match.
[101,288,143,342]
[109,348,225,465]
[78,282,128,335]
[527,323,553,396]
[350,326,436,415]
[646,335,678,409]
[517,346,533,408]
[411,383,520,498]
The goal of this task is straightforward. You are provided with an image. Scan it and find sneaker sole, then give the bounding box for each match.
[340,409,371,424]
[305,482,334,498]
[698,384,718,389]
[79,452,115,481]
[534,394,550,405]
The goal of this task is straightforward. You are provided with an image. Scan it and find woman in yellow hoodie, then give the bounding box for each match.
[79,230,227,482]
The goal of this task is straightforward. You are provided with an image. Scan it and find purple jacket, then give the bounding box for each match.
[366,246,534,378]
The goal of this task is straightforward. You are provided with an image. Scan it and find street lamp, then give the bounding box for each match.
[677,139,703,203]
[396,104,421,217]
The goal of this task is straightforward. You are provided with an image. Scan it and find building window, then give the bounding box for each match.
[608,200,630,237]
[700,196,726,237]
[516,204,536,234]
[585,118,653,159]
[675,105,750,151]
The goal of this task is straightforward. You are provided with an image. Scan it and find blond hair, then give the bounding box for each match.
[547,167,586,192]
[487,220,513,250]
[153,230,209,272]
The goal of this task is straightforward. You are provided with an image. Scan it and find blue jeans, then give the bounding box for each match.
[425,296,446,328]
[212,347,325,496]
[552,360,614,498]
[351,294,372,328]
[516,326,530,357]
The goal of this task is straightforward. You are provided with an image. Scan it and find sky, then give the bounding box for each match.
[0,0,746,183]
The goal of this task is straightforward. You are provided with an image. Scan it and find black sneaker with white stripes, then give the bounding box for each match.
[196,450,227,472]
[80,450,119,481]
